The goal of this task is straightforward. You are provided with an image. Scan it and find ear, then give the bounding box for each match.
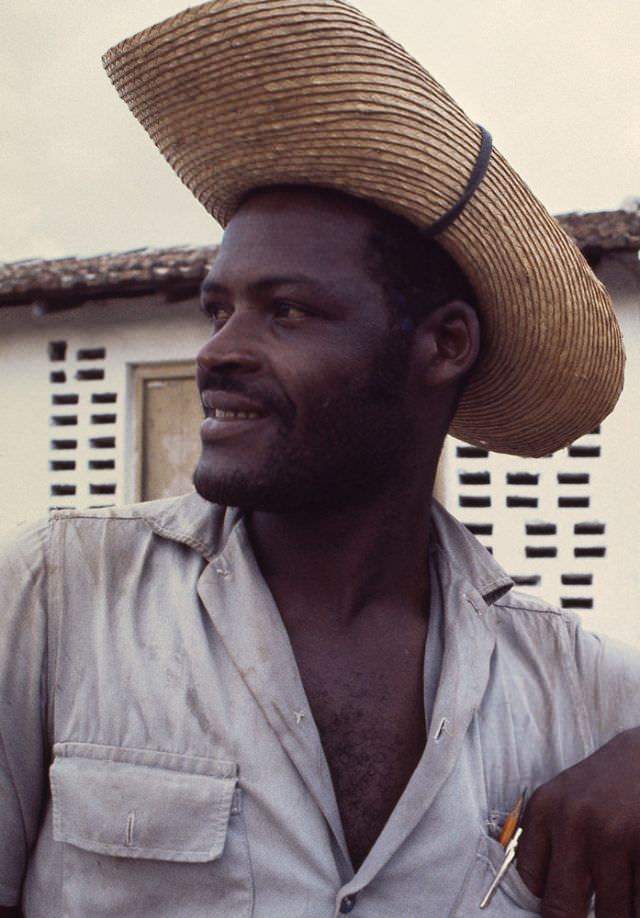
[412,299,480,388]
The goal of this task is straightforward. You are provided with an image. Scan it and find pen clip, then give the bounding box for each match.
[479,826,523,909]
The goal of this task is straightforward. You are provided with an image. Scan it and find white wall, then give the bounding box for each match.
[590,253,640,643]
[0,294,209,537]
[439,251,640,645]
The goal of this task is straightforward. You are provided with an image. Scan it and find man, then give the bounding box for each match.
[1,1,639,916]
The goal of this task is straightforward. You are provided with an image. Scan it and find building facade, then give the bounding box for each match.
[1,212,639,642]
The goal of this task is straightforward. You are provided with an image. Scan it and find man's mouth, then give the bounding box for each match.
[212,408,262,420]
[198,380,297,434]
[201,389,268,419]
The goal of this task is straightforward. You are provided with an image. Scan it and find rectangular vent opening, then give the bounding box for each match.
[568,445,600,458]
[77,347,106,361]
[557,473,590,485]
[50,371,66,383]
[506,473,539,486]
[89,459,115,470]
[512,575,542,587]
[50,415,78,426]
[48,340,67,362]
[525,522,557,536]
[456,446,489,458]
[562,574,593,586]
[459,472,490,485]
[561,597,594,610]
[525,546,557,558]
[574,522,605,536]
[50,484,76,497]
[91,392,118,404]
[558,497,590,508]
[574,547,606,558]
[89,483,116,495]
[507,496,538,508]
[89,437,116,449]
[50,439,77,450]
[90,413,116,425]
[465,523,493,536]
[49,460,76,471]
[459,495,491,508]
[52,393,79,405]
[76,368,105,381]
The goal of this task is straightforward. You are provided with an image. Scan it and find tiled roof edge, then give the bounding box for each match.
[1,209,639,306]
[0,245,217,307]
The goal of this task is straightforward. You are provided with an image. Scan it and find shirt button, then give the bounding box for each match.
[339,893,357,913]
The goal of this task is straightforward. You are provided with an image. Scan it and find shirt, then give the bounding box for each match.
[1,491,640,917]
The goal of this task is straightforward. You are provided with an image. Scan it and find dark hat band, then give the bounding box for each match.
[423,127,493,238]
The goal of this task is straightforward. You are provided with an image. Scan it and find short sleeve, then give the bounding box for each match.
[572,621,640,748]
[0,520,50,906]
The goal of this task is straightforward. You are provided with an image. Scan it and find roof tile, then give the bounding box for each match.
[1,211,638,307]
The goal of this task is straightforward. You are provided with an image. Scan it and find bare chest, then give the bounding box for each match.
[299,652,427,869]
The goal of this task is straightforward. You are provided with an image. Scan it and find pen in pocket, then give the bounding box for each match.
[480,789,527,909]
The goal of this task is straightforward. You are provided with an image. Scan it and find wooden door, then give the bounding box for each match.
[134,363,203,501]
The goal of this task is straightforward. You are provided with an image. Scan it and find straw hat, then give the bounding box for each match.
[103,0,624,457]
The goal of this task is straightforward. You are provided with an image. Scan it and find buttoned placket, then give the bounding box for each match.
[328,562,498,915]
[197,521,351,864]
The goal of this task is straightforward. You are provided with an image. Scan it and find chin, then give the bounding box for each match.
[193,461,298,512]
[193,457,396,515]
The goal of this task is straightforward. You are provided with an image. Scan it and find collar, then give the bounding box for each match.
[135,490,241,560]
[138,491,514,606]
[430,499,514,605]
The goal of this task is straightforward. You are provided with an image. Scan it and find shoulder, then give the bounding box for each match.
[0,516,51,578]
[493,587,565,617]
[47,492,200,526]
[482,586,582,684]
[494,586,640,745]
[0,493,239,585]
[488,587,585,670]
[37,492,236,560]
[492,587,571,630]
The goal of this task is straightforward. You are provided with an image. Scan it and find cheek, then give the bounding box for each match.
[292,366,358,416]
[274,322,397,416]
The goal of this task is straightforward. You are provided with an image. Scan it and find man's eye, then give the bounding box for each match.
[273,302,307,321]
[202,303,232,329]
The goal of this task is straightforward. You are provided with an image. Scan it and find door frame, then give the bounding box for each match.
[131,361,198,502]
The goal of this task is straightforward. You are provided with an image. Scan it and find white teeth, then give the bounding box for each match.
[214,408,259,419]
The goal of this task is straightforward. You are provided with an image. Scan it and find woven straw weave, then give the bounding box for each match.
[103,0,624,456]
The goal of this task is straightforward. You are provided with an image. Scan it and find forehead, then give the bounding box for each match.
[209,187,378,285]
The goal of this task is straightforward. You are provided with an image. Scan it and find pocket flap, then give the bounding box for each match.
[51,742,238,862]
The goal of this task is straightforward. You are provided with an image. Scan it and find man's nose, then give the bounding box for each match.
[197,312,263,375]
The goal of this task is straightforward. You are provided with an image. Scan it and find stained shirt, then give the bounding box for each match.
[1,492,640,917]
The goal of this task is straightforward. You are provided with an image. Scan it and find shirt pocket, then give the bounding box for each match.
[450,834,542,916]
[50,742,253,918]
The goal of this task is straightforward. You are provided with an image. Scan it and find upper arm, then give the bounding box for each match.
[0,522,50,904]
[572,622,640,747]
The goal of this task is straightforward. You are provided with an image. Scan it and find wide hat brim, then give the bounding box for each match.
[103,0,624,457]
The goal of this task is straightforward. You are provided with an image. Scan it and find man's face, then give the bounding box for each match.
[193,188,417,512]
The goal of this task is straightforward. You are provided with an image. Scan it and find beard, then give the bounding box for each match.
[193,329,416,513]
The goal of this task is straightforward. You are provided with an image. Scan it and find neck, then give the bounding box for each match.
[247,471,436,628]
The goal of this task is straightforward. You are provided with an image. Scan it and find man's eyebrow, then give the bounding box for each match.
[200,278,228,296]
[200,274,333,298]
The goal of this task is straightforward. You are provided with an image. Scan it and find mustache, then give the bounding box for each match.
[197,371,296,428]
